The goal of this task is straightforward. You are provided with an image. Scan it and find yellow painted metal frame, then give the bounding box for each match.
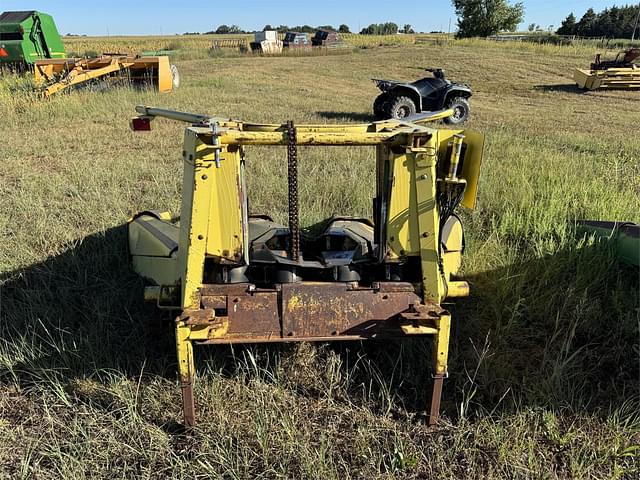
[131,109,484,426]
[178,130,246,309]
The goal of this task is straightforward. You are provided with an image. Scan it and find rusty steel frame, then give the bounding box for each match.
[176,281,452,427]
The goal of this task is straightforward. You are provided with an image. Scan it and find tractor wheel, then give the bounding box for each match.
[373,93,389,119]
[444,97,470,125]
[170,64,180,89]
[387,95,416,120]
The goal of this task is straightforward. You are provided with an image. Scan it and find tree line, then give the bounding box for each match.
[193,23,416,35]
[198,24,351,35]
[557,5,640,38]
[190,2,640,40]
[259,24,350,34]
[359,23,415,35]
[452,1,639,40]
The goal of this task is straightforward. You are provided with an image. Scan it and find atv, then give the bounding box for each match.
[372,68,472,124]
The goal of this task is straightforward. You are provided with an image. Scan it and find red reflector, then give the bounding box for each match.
[131,117,152,131]
[0,48,8,58]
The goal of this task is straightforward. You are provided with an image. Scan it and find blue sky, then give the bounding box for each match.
[0,1,630,35]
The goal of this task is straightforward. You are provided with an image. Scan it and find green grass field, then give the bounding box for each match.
[0,38,638,479]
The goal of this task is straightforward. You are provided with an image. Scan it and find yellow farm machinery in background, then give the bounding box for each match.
[574,47,640,90]
[128,106,484,426]
[1,11,179,96]
[34,54,180,97]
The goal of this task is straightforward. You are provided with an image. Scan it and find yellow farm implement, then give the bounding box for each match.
[574,65,640,90]
[128,105,484,427]
[34,54,179,97]
[574,48,640,90]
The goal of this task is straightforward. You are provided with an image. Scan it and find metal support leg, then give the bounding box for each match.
[181,379,196,427]
[176,319,196,427]
[428,374,445,426]
[427,313,451,426]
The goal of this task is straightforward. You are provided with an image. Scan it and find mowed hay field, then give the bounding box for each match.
[0,38,639,479]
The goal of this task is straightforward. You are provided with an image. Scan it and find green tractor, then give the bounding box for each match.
[0,11,65,69]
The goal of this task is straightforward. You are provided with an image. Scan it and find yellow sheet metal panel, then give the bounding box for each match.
[576,70,601,90]
[385,149,420,259]
[436,129,484,210]
[574,68,591,89]
[458,130,484,209]
[132,56,173,93]
[157,56,173,93]
[205,146,246,264]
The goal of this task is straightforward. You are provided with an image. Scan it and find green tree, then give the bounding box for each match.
[556,12,576,35]
[291,25,315,33]
[527,23,536,32]
[452,0,525,38]
[338,24,350,33]
[556,5,639,38]
[403,24,415,34]
[386,22,399,34]
[576,8,597,36]
[360,23,398,35]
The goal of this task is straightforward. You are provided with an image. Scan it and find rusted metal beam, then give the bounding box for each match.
[195,282,435,342]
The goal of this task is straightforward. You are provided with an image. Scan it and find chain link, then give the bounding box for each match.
[286,120,300,262]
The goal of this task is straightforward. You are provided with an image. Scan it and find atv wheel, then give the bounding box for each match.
[373,93,389,119]
[387,95,416,120]
[444,97,470,125]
